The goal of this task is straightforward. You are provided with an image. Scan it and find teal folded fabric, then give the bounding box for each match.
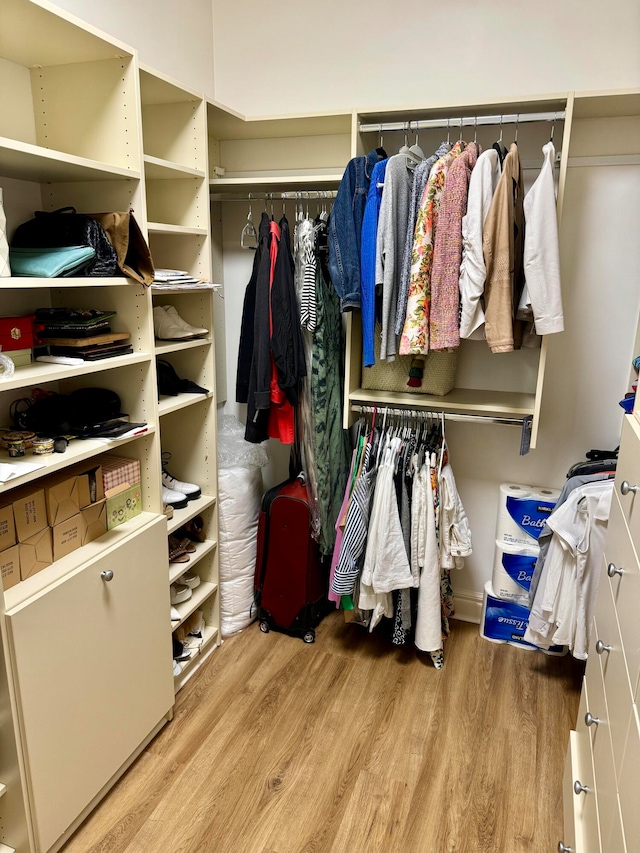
[9,245,96,277]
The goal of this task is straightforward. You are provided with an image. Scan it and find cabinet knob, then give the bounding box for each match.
[585,712,600,727]
[573,780,589,796]
[558,843,574,853]
[101,570,114,582]
[595,639,612,655]
[607,562,624,578]
[620,480,638,496]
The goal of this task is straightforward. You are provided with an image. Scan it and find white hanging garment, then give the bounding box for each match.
[0,188,10,277]
[414,462,443,654]
[439,462,473,569]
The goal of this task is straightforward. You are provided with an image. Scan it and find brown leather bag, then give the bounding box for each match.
[89,211,155,286]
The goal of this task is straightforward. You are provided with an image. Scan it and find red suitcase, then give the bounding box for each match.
[254,476,328,643]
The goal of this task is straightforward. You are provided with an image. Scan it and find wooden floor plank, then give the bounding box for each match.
[61,613,582,853]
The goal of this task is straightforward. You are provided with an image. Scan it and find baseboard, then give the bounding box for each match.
[452,588,483,625]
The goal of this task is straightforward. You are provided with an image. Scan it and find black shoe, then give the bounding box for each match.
[172,637,191,662]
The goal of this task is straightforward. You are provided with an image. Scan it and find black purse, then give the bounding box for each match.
[11,207,118,277]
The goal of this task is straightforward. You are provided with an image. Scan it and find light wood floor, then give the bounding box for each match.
[62,612,582,853]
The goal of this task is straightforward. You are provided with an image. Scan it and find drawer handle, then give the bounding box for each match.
[573,780,590,796]
[101,570,114,582]
[607,562,624,578]
[595,639,611,655]
[558,844,574,853]
[585,712,600,727]
[620,480,639,496]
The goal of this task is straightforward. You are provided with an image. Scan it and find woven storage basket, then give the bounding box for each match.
[361,326,457,396]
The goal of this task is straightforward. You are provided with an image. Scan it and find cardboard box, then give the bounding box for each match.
[19,527,53,580]
[0,544,20,590]
[44,473,81,527]
[105,482,142,530]
[76,464,104,508]
[52,514,85,561]
[11,487,48,542]
[80,499,107,545]
[100,455,141,493]
[0,503,16,552]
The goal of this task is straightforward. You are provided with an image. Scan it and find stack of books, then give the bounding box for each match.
[33,307,133,361]
[151,269,217,290]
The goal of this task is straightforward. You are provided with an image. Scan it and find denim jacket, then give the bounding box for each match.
[329,148,385,312]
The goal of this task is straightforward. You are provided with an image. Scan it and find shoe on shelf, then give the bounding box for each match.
[181,572,201,589]
[163,305,209,337]
[162,485,188,510]
[175,536,196,554]
[153,305,197,341]
[163,503,174,520]
[168,535,190,563]
[173,659,182,677]
[161,451,201,501]
[172,636,192,662]
[180,516,206,543]
[170,606,181,621]
[170,583,192,605]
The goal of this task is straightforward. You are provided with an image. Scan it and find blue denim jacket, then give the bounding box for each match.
[329,148,385,312]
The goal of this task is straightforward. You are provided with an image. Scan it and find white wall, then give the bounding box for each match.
[49,0,214,95]
[212,0,640,116]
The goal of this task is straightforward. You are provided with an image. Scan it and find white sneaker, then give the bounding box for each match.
[181,572,201,589]
[173,659,182,676]
[153,305,195,341]
[170,583,192,605]
[162,484,188,509]
[163,305,208,337]
[170,606,181,621]
[162,470,201,501]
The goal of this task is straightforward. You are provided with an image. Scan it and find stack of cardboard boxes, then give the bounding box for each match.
[0,455,142,590]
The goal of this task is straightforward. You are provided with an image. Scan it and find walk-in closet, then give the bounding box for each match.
[0,1,638,851]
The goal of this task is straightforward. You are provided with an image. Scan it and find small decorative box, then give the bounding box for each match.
[0,316,35,352]
[99,455,142,493]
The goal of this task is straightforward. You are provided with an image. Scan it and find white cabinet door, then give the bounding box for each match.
[6,517,174,853]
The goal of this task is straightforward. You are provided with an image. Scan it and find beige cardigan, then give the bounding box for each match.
[482,143,525,353]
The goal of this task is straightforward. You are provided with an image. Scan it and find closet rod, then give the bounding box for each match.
[209,190,338,201]
[351,404,526,427]
[359,110,565,134]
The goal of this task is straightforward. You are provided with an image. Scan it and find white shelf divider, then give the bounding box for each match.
[147,222,208,236]
[0,137,140,183]
[154,337,212,356]
[144,156,205,180]
[158,392,213,418]
[167,495,217,536]
[0,352,152,393]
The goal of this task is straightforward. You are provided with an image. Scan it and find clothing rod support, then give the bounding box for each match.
[351,404,525,427]
[359,111,565,135]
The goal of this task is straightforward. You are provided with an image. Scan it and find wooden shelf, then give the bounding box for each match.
[167,494,216,535]
[0,137,140,183]
[158,392,213,417]
[348,387,536,418]
[144,156,205,180]
[154,337,212,356]
[147,222,208,237]
[173,624,219,692]
[169,538,217,585]
[0,428,154,499]
[0,352,152,393]
[170,581,217,628]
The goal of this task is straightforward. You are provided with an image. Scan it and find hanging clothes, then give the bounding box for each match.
[482,142,525,353]
[458,149,501,340]
[400,140,466,356]
[395,142,450,337]
[375,152,415,361]
[518,140,564,335]
[361,157,388,367]
[236,211,270,404]
[429,142,480,350]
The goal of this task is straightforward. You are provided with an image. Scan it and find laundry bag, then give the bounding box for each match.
[217,414,269,636]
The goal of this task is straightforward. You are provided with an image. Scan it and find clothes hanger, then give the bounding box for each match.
[493,115,507,165]
[240,193,258,250]
[514,114,519,146]
[398,122,410,155]
[406,122,425,171]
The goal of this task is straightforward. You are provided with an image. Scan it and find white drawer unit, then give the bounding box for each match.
[564,414,640,852]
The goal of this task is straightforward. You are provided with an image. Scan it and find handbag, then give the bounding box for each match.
[361,325,457,396]
[11,207,118,276]
[88,211,155,286]
[9,246,96,278]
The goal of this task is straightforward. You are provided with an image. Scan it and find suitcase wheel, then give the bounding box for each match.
[303,630,315,644]
[259,620,270,634]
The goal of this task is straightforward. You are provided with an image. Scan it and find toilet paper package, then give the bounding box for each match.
[492,540,539,604]
[480,581,566,654]
[495,483,560,546]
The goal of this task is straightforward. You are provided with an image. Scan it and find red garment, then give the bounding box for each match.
[266,219,295,443]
